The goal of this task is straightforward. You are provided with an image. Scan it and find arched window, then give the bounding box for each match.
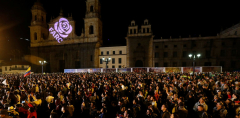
[90,6,94,12]
[89,25,94,34]
[35,15,37,21]
[34,32,37,40]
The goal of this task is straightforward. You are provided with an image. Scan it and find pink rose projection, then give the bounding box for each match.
[49,18,73,43]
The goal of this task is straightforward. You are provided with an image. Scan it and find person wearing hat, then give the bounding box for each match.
[7,106,19,117]
[46,92,54,104]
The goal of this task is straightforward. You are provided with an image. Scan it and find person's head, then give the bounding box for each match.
[216,102,223,110]
[146,109,151,115]
[233,93,238,99]
[236,86,239,90]
[133,100,136,104]
[226,99,232,104]
[218,91,222,95]
[197,105,204,112]
[161,104,167,112]
[227,91,231,95]
[189,94,192,98]
[199,97,205,104]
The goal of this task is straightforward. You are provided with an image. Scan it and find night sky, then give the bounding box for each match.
[0,0,239,60]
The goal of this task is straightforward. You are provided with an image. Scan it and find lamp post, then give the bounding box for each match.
[39,61,47,73]
[102,57,111,73]
[189,54,201,75]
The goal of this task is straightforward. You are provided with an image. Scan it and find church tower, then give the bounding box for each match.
[29,0,48,45]
[126,19,154,67]
[84,0,102,43]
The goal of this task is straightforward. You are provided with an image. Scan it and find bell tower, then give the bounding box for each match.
[84,0,102,43]
[29,0,48,46]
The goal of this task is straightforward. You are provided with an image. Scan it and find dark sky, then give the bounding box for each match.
[0,0,239,60]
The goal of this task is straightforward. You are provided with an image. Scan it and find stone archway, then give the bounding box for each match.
[135,60,143,67]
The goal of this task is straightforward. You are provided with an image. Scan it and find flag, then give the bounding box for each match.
[24,67,31,77]
[2,79,7,85]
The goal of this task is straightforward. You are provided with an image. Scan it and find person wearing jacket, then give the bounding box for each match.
[193,97,208,112]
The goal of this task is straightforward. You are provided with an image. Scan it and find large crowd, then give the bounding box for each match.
[0,72,240,118]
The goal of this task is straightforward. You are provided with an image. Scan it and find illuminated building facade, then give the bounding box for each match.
[29,0,239,72]
[29,0,102,72]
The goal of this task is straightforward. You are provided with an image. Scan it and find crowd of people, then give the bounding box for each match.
[0,72,240,118]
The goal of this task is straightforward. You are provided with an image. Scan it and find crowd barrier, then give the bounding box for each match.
[64,66,222,73]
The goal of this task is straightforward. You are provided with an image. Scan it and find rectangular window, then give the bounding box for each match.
[220,61,225,68]
[107,51,109,55]
[173,52,177,57]
[164,45,168,48]
[174,45,177,48]
[100,59,103,64]
[182,62,186,67]
[112,58,115,64]
[90,55,93,61]
[9,67,11,71]
[118,58,122,64]
[113,51,115,55]
[119,51,122,54]
[164,62,168,67]
[112,65,115,68]
[5,67,7,71]
[155,63,159,67]
[206,50,211,58]
[220,50,225,56]
[231,61,236,68]
[232,50,236,56]
[173,62,177,67]
[182,51,187,58]
[119,65,121,68]
[155,46,159,48]
[155,52,159,58]
[164,52,168,58]
[134,29,136,34]
[101,51,103,55]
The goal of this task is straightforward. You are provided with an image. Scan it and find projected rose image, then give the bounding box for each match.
[49,18,72,43]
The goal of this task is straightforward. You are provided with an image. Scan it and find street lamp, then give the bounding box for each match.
[189,54,201,75]
[102,57,111,73]
[39,61,47,73]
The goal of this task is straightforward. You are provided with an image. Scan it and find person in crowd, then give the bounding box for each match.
[1,71,240,118]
